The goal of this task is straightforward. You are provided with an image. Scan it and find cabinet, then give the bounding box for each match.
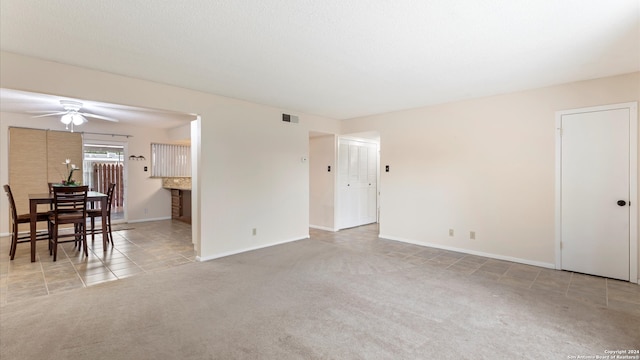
[171,189,191,224]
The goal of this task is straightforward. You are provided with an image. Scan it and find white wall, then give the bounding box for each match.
[0,112,176,234]
[4,51,637,278]
[309,135,336,230]
[0,51,341,260]
[167,123,192,143]
[342,72,640,277]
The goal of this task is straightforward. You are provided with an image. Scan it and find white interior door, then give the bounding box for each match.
[338,138,378,229]
[367,146,378,222]
[560,107,632,281]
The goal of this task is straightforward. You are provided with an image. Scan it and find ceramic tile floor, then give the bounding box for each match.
[0,220,195,306]
[2,221,639,316]
[311,224,640,316]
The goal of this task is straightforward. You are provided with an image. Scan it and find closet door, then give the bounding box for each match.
[365,145,378,223]
[338,141,358,229]
[559,106,632,280]
[356,145,369,225]
[337,139,378,229]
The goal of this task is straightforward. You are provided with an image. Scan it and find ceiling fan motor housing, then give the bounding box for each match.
[60,100,83,112]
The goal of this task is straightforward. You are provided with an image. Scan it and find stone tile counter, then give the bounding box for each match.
[162,177,191,190]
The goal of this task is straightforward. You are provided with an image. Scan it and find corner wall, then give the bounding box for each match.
[309,135,336,231]
[342,72,640,278]
[0,51,341,260]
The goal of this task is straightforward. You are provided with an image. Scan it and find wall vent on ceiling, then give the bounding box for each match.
[282,113,299,124]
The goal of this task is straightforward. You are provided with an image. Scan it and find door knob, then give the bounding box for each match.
[617,200,627,206]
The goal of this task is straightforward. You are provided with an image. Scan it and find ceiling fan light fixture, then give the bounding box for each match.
[60,113,73,125]
[72,113,85,125]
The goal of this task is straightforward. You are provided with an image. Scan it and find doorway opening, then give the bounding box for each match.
[83,142,126,222]
[308,131,380,233]
[336,136,379,230]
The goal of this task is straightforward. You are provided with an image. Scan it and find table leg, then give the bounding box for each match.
[30,199,37,262]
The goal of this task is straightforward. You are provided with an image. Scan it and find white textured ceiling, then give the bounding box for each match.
[1,0,638,120]
[0,88,195,128]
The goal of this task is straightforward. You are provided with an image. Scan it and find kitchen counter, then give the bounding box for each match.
[162,177,191,190]
[165,185,191,190]
[161,178,191,223]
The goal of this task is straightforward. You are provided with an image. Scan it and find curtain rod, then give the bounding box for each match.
[80,131,133,138]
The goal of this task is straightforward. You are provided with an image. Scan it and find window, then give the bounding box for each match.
[9,128,83,216]
[150,143,191,177]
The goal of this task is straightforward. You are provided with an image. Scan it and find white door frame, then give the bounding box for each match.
[555,102,638,283]
[82,137,129,223]
[335,136,379,230]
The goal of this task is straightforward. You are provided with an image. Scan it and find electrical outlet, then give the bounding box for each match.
[252,228,257,236]
[470,231,476,240]
[449,229,454,237]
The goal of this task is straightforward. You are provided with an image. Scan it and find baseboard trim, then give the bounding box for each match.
[127,217,172,224]
[197,235,309,262]
[378,234,556,269]
[309,225,338,232]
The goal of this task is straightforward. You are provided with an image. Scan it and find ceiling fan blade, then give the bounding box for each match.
[31,111,67,118]
[79,112,119,122]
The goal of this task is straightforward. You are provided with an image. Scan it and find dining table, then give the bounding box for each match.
[28,190,108,262]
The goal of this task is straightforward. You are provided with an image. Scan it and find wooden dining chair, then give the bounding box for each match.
[87,183,116,246]
[47,182,56,211]
[48,186,89,261]
[3,184,50,260]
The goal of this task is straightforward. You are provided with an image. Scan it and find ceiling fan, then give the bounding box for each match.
[30,100,118,132]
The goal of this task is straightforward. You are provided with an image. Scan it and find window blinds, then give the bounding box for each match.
[151,143,191,177]
[8,128,82,225]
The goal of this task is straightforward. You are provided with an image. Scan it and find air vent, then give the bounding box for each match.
[282,113,299,123]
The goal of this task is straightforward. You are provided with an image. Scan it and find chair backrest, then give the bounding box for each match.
[106,183,116,213]
[52,186,89,219]
[3,184,18,224]
[47,183,56,210]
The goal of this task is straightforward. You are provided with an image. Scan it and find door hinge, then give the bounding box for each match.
[557,128,563,137]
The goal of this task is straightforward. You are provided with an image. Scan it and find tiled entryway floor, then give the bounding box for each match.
[312,224,640,316]
[0,220,194,306]
[2,221,639,316]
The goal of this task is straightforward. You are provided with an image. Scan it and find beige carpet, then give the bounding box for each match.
[1,238,638,359]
